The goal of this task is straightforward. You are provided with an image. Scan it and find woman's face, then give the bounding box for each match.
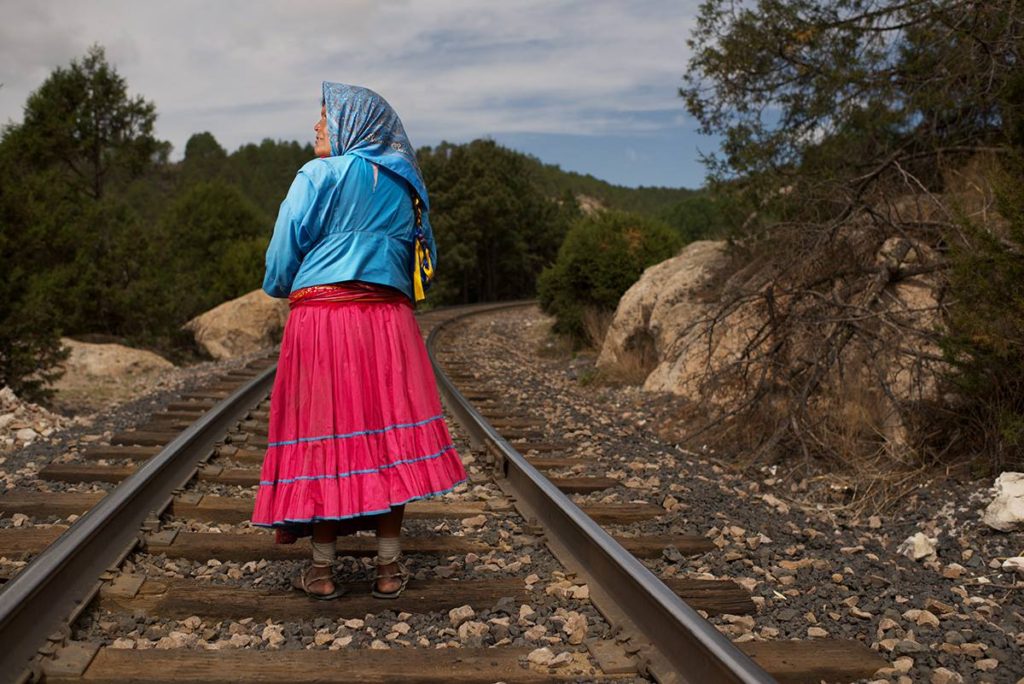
[314,104,331,157]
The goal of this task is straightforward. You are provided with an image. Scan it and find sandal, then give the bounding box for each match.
[292,562,347,601]
[371,552,410,599]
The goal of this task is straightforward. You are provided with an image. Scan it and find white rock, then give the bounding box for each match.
[228,634,252,647]
[982,472,1024,532]
[527,647,555,666]
[597,240,729,391]
[568,584,590,599]
[261,625,285,648]
[15,428,38,443]
[897,532,938,561]
[524,624,547,640]
[563,612,587,645]
[930,667,963,684]
[448,604,475,628]
[183,289,289,360]
[457,620,489,641]
[597,234,945,448]
[1001,557,1024,577]
[329,635,353,649]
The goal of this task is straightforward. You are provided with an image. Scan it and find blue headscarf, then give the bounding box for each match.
[322,81,429,210]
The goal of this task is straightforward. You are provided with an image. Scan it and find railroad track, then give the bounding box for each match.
[0,301,887,683]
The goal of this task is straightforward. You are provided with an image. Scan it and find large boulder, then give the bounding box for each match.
[982,472,1024,532]
[51,338,175,412]
[597,240,731,401]
[184,289,289,360]
[597,229,946,452]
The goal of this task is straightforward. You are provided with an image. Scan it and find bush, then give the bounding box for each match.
[940,158,1024,471]
[537,210,682,344]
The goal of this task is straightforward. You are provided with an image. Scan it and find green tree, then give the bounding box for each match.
[418,140,577,303]
[0,45,167,394]
[941,157,1024,469]
[537,210,681,341]
[223,139,315,222]
[682,1,1021,195]
[17,44,167,200]
[146,181,268,323]
[182,132,228,184]
[678,0,1024,469]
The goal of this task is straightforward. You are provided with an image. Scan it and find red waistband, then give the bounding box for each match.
[288,282,411,308]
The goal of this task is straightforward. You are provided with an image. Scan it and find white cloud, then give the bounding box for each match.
[0,0,701,164]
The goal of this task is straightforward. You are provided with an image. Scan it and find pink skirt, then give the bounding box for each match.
[250,284,467,538]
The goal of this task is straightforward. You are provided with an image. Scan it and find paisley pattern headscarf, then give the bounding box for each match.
[322,81,429,210]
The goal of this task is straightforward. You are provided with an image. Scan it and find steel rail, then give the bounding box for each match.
[0,364,276,683]
[426,301,776,684]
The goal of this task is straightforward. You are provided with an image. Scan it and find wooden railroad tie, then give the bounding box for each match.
[0,491,666,526]
[0,524,713,565]
[95,575,753,620]
[41,637,886,683]
[36,464,617,496]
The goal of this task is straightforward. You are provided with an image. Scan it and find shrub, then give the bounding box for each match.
[939,158,1024,471]
[537,210,682,344]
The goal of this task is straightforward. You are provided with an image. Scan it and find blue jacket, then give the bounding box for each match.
[262,154,436,301]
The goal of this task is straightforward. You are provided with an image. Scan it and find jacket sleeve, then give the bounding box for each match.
[262,171,320,298]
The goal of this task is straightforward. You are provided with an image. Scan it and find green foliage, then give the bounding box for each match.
[220,139,314,221]
[941,159,1024,468]
[154,181,268,314]
[537,210,682,341]
[679,0,1024,471]
[656,193,746,241]
[17,44,168,200]
[683,1,1023,203]
[417,140,578,303]
[532,162,698,214]
[182,132,228,184]
[0,45,165,397]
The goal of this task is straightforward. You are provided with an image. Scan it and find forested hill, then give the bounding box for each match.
[532,161,698,215]
[180,133,701,228]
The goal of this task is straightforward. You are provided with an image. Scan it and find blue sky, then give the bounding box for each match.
[0,1,713,188]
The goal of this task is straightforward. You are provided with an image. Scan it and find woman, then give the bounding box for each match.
[251,82,467,600]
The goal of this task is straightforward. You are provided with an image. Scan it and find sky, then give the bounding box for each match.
[0,1,715,189]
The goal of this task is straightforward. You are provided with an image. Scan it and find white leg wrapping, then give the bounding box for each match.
[311,539,336,565]
[377,536,401,563]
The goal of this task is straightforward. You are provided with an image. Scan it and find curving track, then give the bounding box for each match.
[0,301,886,683]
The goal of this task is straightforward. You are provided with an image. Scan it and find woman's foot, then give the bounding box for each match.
[375,560,402,594]
[292,563,344,599]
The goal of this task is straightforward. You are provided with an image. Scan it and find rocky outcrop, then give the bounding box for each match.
[184,289,289,360]
[982,472,1024,532]
[597,226,947,452]
[51,338,176,412]
[597,240,732,401]
[575,195,605,216]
